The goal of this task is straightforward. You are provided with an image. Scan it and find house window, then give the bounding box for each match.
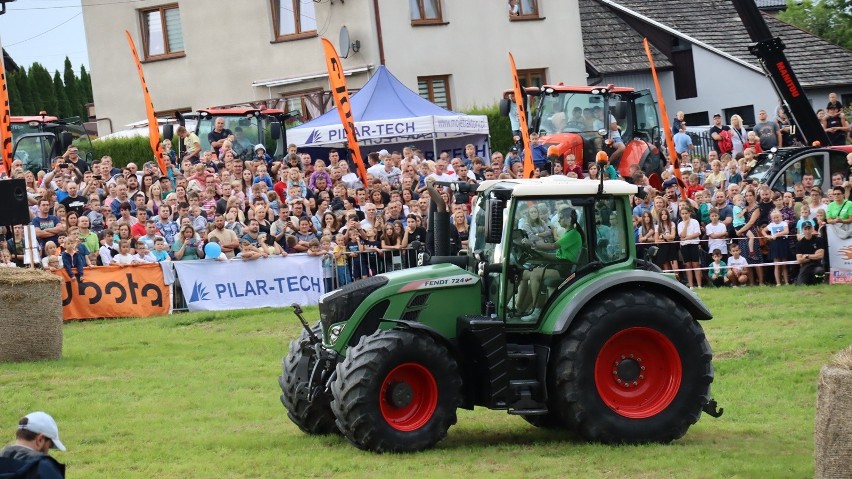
[139,4,184,60]
[516,68,546,89]
[410,0,444,25]
[271,0,318,41]
[509,0,540,19]
[722,105,755,127]
[418,75,452,109]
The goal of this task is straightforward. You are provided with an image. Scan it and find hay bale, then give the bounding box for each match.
[815,345,852,479]
[0,268,63,362]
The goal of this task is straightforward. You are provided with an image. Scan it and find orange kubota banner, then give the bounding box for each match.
[0,48,12,175]
[125,30,167,176]
[321,37,368,187]
[54,264,170,321]
[643,38,685,194]
[509,52,535,178]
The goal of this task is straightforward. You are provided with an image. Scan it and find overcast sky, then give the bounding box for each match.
[0,0,89,74]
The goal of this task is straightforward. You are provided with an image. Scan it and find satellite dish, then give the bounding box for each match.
[339,26,352,59]
[339,25,360,59]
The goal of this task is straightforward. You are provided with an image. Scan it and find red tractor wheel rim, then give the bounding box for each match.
[594,327,682,419]
[379,362,438,431]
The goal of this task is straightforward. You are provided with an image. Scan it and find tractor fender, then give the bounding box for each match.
[551,270,712,336]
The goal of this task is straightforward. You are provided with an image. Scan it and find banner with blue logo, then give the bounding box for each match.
[173,256,324,312]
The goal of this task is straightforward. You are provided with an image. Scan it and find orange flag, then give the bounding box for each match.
[125,30,167,175]
[0,51,12,175]
[509,52,535,178]
[321,38,368,187]
[643,38,685,195]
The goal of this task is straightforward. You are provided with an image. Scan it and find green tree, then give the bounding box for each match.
[63,56,84,119]
[31,64,57,115]
[26,67,43,114]
[6,70,24,115]
[14,69,32,114]
[53,70,71,118]
[79,65,93,104]
[779,0,852,50]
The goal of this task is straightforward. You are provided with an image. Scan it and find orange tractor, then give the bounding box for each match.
[500,84,665,177]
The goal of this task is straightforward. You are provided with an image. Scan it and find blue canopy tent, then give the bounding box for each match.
[288,66,490,161]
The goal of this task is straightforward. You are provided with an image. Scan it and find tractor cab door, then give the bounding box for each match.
[503,198,593,324]
[629,89,660,144]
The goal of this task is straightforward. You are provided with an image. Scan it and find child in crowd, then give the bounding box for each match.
[152,238,171,262]
[133,242,157,264]
[318,236,335,292]
[678,207,703,289]
[257,233,284,256]
[708,249,728,287]
[0,250,16,267]
[764,209,790,286]
[686,173,704,200]
[727,161,742,186]
[732,193,756,254]
[333,232,351,287]
[704,208,728,258]
[695,190,711,225]
[112,240,135,266]
[41,241,60,270]
[238,239,265,261]
[796,205,813,240]
[61,235,87,280]
[98,229,117,266]
[345,228,364,280]
[360,226,383,275]
[726,243,749,286]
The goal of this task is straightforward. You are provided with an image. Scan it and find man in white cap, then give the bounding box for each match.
[0,411,66,478]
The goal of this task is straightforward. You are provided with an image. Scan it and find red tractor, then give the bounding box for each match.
[500,84,664,177]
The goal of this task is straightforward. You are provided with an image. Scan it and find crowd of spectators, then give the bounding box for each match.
[1,100,851,291]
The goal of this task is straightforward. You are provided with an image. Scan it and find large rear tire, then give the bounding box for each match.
[330,329,462,452]
[553,290,713,443]
[279,325,339,435]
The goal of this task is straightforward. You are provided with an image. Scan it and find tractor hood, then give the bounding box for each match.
[381,263,480,293]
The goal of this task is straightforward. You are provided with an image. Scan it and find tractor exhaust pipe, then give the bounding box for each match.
[424,178,450,257]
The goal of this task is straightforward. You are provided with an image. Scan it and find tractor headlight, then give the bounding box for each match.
[318,275,389,343]
[329,323,346,344]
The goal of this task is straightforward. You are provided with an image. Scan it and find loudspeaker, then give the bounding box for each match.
[0,179,31,226]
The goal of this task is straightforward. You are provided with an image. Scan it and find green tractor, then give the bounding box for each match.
[279,175,722,453]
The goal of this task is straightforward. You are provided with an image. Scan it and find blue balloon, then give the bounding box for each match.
[203,242,222,260]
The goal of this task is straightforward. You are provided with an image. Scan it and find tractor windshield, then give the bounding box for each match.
[196,115,261,158]
[13,135,56,173]
[469,195,496,264]
[537,92,630,138]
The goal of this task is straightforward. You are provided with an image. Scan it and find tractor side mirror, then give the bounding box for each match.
[498,98,511,117]
[484,198,505,243]
[59,131,73,151]
[270,121,282,140]
[163,124,174,143]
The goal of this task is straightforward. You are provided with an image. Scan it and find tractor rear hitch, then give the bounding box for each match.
[291,303,320,345]
[703,399,724,418]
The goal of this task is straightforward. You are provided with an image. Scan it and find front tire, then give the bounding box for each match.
[553,290,713,443]
[279,325,339,435]
[330,329,462,452]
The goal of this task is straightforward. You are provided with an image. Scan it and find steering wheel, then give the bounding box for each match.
[566,121,586,132]
[511,229,545,266]
[634,130,652,142]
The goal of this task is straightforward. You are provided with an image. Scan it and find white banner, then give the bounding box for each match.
[289,114,490,147]
[173,255,324,312]
[826,225,852,284]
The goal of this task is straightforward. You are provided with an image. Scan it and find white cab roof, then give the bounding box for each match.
[477,176,641,197]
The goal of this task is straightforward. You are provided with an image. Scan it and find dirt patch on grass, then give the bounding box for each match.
[716,347,750,360]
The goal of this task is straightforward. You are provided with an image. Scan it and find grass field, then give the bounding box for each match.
[0,285,848,478]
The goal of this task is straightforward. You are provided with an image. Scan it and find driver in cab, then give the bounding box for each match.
[514,207,583,321]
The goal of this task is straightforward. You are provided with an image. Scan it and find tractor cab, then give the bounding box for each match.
[469,177,634,324]
[10,115,92,173]
[171,107,301,161]
[746,145,852,195]
[501,85,663,177]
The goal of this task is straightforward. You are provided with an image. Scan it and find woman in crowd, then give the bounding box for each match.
[147,182,163,216]
[678,207,703,289]
[172,225,204,261]
[729,114,747,156]
[655,208,679,272]
[636,211,656,260]
[735,187,764,286]
[321,212,339,238]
